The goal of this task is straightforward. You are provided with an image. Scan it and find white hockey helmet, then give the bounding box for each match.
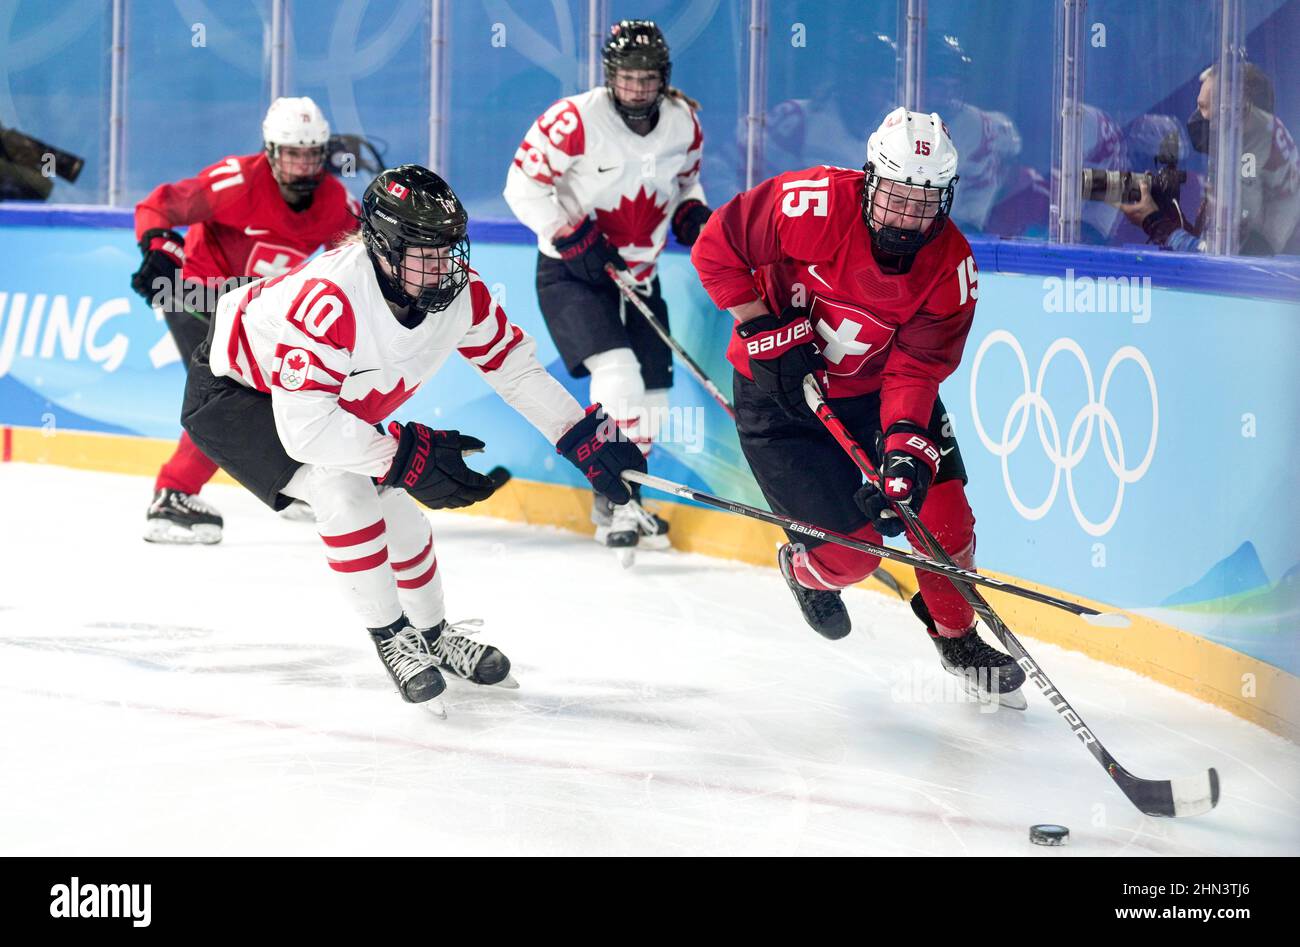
[262,96,330,193]
[863,107,960,255]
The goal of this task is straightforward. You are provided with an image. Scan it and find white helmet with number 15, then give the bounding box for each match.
[863,107,959,256]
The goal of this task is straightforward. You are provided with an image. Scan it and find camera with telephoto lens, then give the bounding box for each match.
[0,123,85,201]
[1081,132,1187,207]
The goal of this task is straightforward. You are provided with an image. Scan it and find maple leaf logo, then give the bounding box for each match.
[287,353,306,371]
[594,186,668,249]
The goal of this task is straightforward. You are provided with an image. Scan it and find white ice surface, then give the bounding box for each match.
[1,463,1297,856]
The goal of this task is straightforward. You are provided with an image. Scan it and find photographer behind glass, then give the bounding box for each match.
[1118,62,1300,255]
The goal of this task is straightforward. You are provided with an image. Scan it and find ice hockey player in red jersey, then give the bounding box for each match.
[691,107,1025,702]
[504,19,710,551]
[179,165,646,706]
[130,96,359,544]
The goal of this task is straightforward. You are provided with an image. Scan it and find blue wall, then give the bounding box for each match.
[1,208,1297,674]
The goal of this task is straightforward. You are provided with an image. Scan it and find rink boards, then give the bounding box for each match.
[0,207,1297,741]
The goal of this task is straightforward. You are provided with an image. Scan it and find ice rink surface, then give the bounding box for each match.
[1,464,1297,856]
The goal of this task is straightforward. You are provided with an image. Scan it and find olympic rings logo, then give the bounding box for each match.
[969,331,1158,537]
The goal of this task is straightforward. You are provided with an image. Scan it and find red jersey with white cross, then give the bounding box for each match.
[134,152,360,286]
[691,165,978,431]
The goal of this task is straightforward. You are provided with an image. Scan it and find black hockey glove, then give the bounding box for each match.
[671,199,712,247]
[735,306,822,419]
[553,217,627,286]
[556,405,646,506]
[379,421,499,510]
[853,422,940,537]
[130,228,186,305]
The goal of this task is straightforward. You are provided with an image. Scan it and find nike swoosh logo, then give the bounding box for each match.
[807,264,832,289]
[348,368,380,377]
[939,446,955,456]
[597,165,619,173]
[244,227,270,236]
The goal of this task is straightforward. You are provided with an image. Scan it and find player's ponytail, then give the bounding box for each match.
[665,87,701,111]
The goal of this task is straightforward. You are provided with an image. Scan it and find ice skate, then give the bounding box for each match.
[368,616,447,708]
[777,543,851,640]
[143,488,223,545]
[421,618,517,688]
[911,592,1027,709]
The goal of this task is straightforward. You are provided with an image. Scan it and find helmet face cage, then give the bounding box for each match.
[603,21,671,122]
[266,142,328,194]
[363,222,470,314]
[861,163,957,256]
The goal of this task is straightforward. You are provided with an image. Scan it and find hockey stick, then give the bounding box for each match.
[605,264,736,419]
[800,375,1219,818]
[621,470,1124,622]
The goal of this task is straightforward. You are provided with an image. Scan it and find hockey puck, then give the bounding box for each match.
[1029,824,1069,846]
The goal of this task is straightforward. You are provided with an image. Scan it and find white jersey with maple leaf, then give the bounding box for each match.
[207,241,586,477]
[503,86,705,282]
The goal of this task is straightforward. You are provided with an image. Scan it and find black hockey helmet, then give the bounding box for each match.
[602,20,671,122]
[361,164,470,314]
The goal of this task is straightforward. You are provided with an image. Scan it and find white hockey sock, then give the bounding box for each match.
[283,465,403,628]
[379,487,445,629]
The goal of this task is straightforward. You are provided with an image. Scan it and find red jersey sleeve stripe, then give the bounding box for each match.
[458,311,508,359]
[320,519,386,548]
[475,326,525,373]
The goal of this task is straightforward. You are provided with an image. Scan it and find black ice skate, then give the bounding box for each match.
[143,488,223,545]
[777,543,851,640]
[910,592,1027,709]
[420,619,517,688]
[368,616,447,705]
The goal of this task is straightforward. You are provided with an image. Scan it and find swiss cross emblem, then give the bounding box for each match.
[808,297,895,377]
[244,241,307,280]
[386,182,409,200]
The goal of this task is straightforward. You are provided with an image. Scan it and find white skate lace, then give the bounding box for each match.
[383,626,437,685]
[610,502,641,534]
[429,618,488,680]
[172,491,220,516]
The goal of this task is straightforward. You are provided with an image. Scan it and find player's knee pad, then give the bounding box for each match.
[585,347,651,452]
[793,523,883,590]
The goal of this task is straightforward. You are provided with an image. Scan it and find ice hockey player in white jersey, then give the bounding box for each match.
[180,165,647,706]
[503,19,710,551]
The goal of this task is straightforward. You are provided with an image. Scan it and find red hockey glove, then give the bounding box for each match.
[853,422,940,537]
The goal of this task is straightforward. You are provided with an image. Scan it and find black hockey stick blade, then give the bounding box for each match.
[486,466,512,489]
[1112,762,1221,818]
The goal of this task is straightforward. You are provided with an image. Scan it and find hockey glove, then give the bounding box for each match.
[130,228,186,305]
[556,405,646,506]
[853,422,941,537]
[553,218,628,286]
[671,199,712,247]
[379,422,499,510]
[735,306,822,419]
